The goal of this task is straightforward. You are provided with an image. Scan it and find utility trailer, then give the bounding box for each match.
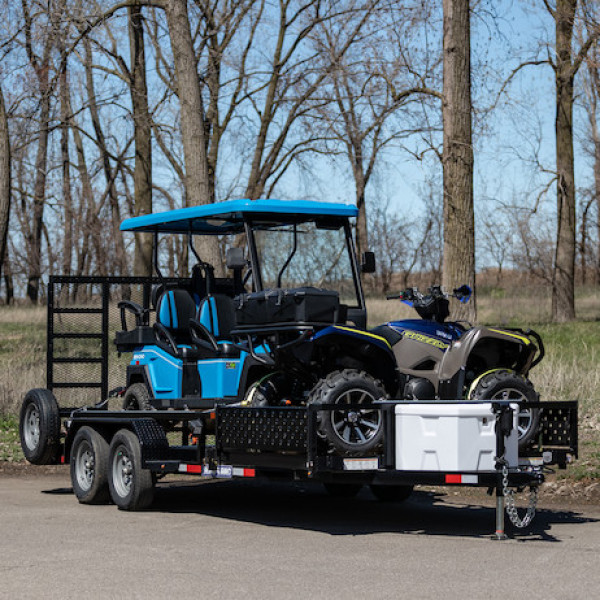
[18,199,579,537]
[20,386,577,538]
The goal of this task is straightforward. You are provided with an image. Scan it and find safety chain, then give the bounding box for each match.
[502,464,538,528]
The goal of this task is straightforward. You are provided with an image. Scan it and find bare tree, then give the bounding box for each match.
[441,0,475,321]
[163,0,221,269]
[543,0,599,321]
[0,85,10,277]
[129,0,153,276]
[21,0,55,302]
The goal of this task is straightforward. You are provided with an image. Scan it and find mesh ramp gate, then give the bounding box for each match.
[47,276,184,409]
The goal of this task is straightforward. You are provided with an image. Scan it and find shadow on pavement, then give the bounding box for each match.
[147,479,597,541]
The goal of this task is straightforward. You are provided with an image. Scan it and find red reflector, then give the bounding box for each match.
[60,455,65,464]
[243,468,256,477]
[186,464,202,473]
[445,474,462,484]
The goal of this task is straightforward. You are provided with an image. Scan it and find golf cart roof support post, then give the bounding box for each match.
[345,220,365,311]
[244,218,263,291]
[277,223,297,288]
[188,226,202,264]
[152,231,165,284]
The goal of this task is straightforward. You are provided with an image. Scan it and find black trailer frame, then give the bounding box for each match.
[59,398,578,536]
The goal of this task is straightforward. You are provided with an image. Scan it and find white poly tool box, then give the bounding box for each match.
[394,402,518,472]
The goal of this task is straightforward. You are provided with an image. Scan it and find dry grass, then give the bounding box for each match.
[1,292,599,479]
[0,305,46,415]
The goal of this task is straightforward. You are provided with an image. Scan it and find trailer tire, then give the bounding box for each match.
[108,429,154,510]
[469,369,541,450]
[323,483,362,498]
[19,388,60,465]
[309,369,385,455]
[122,383,153,411]
[70,426,110,504]
[369,484,413,502]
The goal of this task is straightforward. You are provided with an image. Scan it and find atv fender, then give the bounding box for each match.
[311,326,399,394]
[438,326,536,395]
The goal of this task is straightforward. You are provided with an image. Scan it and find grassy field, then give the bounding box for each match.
[0,290,599,480]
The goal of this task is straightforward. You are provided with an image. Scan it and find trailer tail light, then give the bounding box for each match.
[233,468,255,478]
[178,464,203,474]
[445,474,478,484]
[177,464,256,478]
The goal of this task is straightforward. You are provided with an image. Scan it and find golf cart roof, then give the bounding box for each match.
[120,199,358,234]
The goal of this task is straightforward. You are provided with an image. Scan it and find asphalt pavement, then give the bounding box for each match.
[1,473,599,600]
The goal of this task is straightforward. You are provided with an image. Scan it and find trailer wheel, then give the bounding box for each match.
[70,426,110,504]
[323,483,362,498]
[108,429,154,510]
[19,388,60,465]
[309,369,385,455]
[369,484,413,502]
[469,369,541,450]
[122,383,152,411]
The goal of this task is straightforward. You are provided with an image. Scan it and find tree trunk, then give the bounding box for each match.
[596,141,600,285]
[552,0,577,322]
[0,86,10,276]
[164,0,221,272]
[354,167,368,260]
[3,256,13,305]
[441,0,476,322]
[59,56,73,277]
[27,77,50,303]
[129,1,153,277]
[84,37,128,276]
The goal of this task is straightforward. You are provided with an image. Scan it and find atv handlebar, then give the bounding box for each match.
[386,284,472,305]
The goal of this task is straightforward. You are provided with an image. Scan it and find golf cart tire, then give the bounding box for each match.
[19,388,61,465]
[122,382,153,411]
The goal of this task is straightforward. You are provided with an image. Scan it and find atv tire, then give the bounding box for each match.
[309,369,386,455]
[469,369,540,450]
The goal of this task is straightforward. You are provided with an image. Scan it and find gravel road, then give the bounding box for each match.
[1,473,599,600]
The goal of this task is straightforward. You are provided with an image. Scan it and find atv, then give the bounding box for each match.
[375,285,544,449]
[113,199,544,453]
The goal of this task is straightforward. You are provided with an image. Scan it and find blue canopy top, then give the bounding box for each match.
[120,199,358,234]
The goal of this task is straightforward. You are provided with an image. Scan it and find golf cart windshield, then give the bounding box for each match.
[254,222,360,308]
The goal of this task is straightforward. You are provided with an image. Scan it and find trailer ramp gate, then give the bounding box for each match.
[47,275,186,411]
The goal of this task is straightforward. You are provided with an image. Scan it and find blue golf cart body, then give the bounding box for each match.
[115,198,383,409]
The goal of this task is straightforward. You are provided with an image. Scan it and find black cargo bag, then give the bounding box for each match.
[235,287,340,326]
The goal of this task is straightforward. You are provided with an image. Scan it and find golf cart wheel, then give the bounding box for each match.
[108,429,155,510]
[19,388,60,465]
[70,426,110,504]
[469,369,541,450]
[323,483,362,498]
[369,484,413,502]
[309,369,386,455]
[122,382,153,411]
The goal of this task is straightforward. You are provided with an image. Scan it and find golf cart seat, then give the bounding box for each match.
[154,288,204,359]
[197,294,239,357]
